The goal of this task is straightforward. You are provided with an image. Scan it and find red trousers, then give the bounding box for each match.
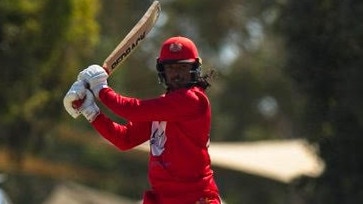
[142,190,221,204]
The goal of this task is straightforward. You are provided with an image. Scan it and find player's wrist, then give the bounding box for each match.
[81,102,100,122]
[91,84,108,99]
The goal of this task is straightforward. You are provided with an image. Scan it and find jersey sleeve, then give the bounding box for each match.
[98,87,209,122]
[91,113,150,151]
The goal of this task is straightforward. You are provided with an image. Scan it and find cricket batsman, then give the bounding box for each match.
[63,36,221,204]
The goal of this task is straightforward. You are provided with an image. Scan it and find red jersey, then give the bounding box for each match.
[92,86,220,203]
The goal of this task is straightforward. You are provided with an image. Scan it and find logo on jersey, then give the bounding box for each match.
[150,121,167,156]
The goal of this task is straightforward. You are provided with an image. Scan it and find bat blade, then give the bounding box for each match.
[102,1,161,74]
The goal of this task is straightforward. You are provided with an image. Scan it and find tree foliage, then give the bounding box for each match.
[278,0,363,203]
[0,0,99,157]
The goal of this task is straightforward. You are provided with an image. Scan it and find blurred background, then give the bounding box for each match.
[1,0,363,203]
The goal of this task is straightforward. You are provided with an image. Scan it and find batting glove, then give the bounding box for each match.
[77,64,108,98]
[79,89,100,122]
[63,80,87,118]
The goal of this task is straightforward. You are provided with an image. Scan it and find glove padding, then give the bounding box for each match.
[77,64,108,98]
[79,89,100,122]
[63,80,87,118]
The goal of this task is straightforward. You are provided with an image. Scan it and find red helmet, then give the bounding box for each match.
[157,36,199,63]
[156,36,202,87]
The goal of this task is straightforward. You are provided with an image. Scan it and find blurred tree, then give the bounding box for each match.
[278,0,363,203]
[0,0,99,161]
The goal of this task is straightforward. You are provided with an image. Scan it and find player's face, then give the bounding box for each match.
[164,63,193,90]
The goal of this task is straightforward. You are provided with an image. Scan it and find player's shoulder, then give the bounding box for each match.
[167,86,208,103]
[171,86,205,95]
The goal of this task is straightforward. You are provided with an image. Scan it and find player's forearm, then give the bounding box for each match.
[98,87,142,120]
[92,113,135,151]
[92,113,150,150]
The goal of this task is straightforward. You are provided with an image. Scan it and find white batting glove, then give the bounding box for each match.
[77,64,108,98]
[63,80,87,118]
[79,89,100,122]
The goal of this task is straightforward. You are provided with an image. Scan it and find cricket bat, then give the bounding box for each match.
[103,1,161,74]
[71,1,161,113]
